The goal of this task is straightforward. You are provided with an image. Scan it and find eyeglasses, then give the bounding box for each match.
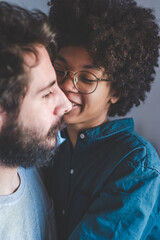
[54,63,111,94]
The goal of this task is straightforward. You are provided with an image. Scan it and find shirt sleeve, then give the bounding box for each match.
[68,148,160,240]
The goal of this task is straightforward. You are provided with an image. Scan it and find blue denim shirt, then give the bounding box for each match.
[45,118,160,240]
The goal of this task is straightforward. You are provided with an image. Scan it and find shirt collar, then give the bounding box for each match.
[61,118,134,140]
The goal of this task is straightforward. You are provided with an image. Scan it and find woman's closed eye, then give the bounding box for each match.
[80,76,97,83]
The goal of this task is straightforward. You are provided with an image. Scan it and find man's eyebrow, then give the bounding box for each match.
[37,80,56,93]
[56,56,102,71]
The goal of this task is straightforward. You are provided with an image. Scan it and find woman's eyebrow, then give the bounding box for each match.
[56,55,67,63]
[83,65,102,71]
[56,56,101,71]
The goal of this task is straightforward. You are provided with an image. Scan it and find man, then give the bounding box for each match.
[0,2,71,239]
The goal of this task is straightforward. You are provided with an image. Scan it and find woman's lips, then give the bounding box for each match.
[64,94,82,112]
[67,100,82,111]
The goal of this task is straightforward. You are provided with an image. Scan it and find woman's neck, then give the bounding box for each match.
[67,125,80,149]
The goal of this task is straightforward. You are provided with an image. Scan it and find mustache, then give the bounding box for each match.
[47,117,65,138]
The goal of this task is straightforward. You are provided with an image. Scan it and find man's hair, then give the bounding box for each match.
[0,2,56,114]
[49,0,160,116]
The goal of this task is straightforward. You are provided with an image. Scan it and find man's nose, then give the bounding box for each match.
[53,86,72,116]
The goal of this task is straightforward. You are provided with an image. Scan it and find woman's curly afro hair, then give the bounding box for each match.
[49,0,160,116]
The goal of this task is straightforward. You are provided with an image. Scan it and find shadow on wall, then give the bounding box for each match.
[111,66,160,157]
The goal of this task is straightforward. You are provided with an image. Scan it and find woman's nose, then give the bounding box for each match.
[59,73,78,93]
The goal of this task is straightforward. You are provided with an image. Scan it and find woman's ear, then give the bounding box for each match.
[110,96,119,104]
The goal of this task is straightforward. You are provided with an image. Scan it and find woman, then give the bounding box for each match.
[45,0,160,239]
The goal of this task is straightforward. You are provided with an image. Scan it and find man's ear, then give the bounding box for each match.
[0,106,7,132]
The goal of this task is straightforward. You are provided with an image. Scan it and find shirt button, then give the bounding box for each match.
[62,209,65,215]
[80,133,85,139]
[70,169,74,175]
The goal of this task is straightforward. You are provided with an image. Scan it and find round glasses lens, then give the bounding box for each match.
[75,71,98,94]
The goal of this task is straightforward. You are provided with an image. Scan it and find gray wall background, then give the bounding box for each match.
[1,0,160,156]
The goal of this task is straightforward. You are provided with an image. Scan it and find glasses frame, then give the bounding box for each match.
[55,69,112,94]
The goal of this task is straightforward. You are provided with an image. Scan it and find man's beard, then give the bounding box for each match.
[0,116,64,168]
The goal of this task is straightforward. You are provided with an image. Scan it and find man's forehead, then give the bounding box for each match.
[23,48,38,69]
[22,45,56,93]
